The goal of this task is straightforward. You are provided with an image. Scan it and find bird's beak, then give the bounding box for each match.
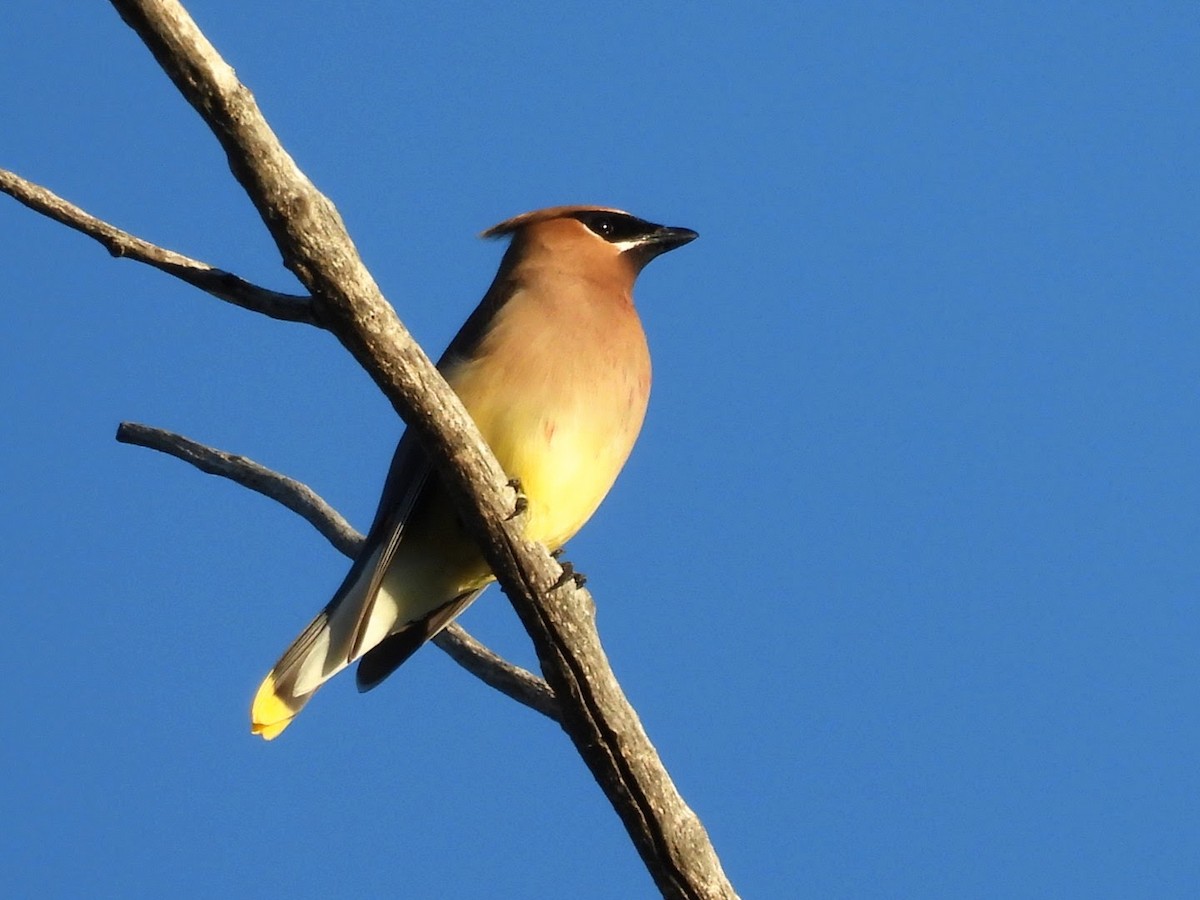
[628,225,698,269]
[645,225,699,253]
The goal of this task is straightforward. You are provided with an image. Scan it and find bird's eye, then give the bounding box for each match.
[574,211,651,243]
[578,213,616,237]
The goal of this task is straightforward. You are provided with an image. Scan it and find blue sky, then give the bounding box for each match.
[3,3,1198,897]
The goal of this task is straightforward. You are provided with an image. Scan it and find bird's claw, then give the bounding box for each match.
[551,560,587,591]
[506,477,528,520]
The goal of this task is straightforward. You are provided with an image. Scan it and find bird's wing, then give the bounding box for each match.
[336,301,514,669]
[335,426,433,666]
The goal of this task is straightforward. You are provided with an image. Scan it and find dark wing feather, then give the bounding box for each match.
[355,588,486,691]
[330,427,432,668]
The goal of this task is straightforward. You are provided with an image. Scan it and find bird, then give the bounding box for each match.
[250,205,697,739]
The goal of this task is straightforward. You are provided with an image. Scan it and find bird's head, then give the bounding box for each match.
[483,206,697,281]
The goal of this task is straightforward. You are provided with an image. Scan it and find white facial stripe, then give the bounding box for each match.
[611,238,646,253]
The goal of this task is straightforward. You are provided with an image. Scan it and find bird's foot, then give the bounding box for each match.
[506,477,528,520]
[551,559,587,591]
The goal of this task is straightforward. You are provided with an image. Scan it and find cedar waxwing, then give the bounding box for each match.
[251,206,697,739]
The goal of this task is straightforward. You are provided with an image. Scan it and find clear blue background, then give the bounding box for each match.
[3,3,1198,897]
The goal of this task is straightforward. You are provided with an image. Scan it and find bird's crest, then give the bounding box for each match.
[481,205,630,239]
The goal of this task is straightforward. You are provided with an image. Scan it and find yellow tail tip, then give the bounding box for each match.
[251,674,297,741]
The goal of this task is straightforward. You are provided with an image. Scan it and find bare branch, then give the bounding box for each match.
[0,167,316,324]
[115,421,360,557]
[432,627,560,721]
[114,420,559,719]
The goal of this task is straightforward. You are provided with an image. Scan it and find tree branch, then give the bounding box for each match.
[0,166,316,328]
[21,2,743,896]
[0,166,316,324]
[432,625,561,721]
[114,420,559,720]
[115,421,360,557]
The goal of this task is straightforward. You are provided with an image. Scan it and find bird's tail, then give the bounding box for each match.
[250,585,485,739]
[251,540,399,740]
[251,536,489,740]
[251,608,345,740]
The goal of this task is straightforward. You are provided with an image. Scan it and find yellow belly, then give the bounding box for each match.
[485,409,627,551]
